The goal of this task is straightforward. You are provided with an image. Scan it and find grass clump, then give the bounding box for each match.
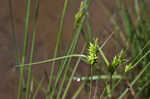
[114,0,150,98]
[8,0,150,98]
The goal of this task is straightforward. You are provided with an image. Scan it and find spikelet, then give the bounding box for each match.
[87,38,99,65]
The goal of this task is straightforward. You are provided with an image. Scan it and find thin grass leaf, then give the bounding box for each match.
[135,80,150,98]
[134,0,140,26]
[96,33,114,67]
[89,64,93,99]
[32,78,44,99]
[57,44,86,99]
[55,1,92,98]
[34,78,47,94]
[86,12,93,42]
[99,0,128,48]
[98,46,109,66]
[130,49,150,71]
[117,0,136,41]
[46,0,69,97]
[49,10,87,99]
[119,62,150,99]
[72,81,86,99]
[17,54,86,67]
[25,0,40,98]
[100,87,106,99]
[50,19,85,98]
[17,0,31,98]
[112,17,128,48]
[132,40,150,64]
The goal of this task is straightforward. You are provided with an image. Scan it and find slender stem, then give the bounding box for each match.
[17,54,86,67]
[72,81,86,99]
[59,44,87,99]
[49,15,86,99]
[100,87,106,99]
[25,0,40,99]
[46,0,69,98]
[98,47,109,66]
[135,80,150,98]
[89,64,93,99]
[109,73,113,98]
[17,0,31,99]
[32,78,44,99]
[118,62,150,99]
[50,1,91,98]
[93,80,98,99]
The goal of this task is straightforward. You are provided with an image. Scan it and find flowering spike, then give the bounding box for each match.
[125,63,133,72]
[109,50,126,73]
[87,38,99,65]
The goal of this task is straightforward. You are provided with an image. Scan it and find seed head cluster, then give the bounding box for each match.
[87,39,98,65]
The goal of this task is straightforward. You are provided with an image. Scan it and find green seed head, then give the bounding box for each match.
[109,50,126,73]
[87,38,99,65]
[125,63,133,72]
[87,55,98,65]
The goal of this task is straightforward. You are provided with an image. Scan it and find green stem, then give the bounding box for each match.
[98,47,109,66]
[17,54,86,67]
[32,78,44,99]
[46,0,69,97]
[25,0,40,99]
[89,64,93,99]
[58,44,86,99]
[17,0,31,99]
[134,80,150,98]
[72,81,86,99]
[118,62,150,99]
[49,15,86,99]
[109,73,113,98]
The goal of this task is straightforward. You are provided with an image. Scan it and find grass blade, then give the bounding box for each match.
[32,78,44,99]
[46,0,69,96]
[60,44,86,99]
[25,0,40,98]
[72,81,86,99]
[17,54,86,67]
[50,16,86,98]
[119,62,150,99]
[17,0,31,98]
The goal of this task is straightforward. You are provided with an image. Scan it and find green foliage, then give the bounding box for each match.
[9,0,150,98]
[115,0,150,98]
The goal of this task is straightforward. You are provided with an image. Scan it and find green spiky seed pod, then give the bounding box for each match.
[109,50,126,73]
[125,63,133,72]
[87,38,99,65]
